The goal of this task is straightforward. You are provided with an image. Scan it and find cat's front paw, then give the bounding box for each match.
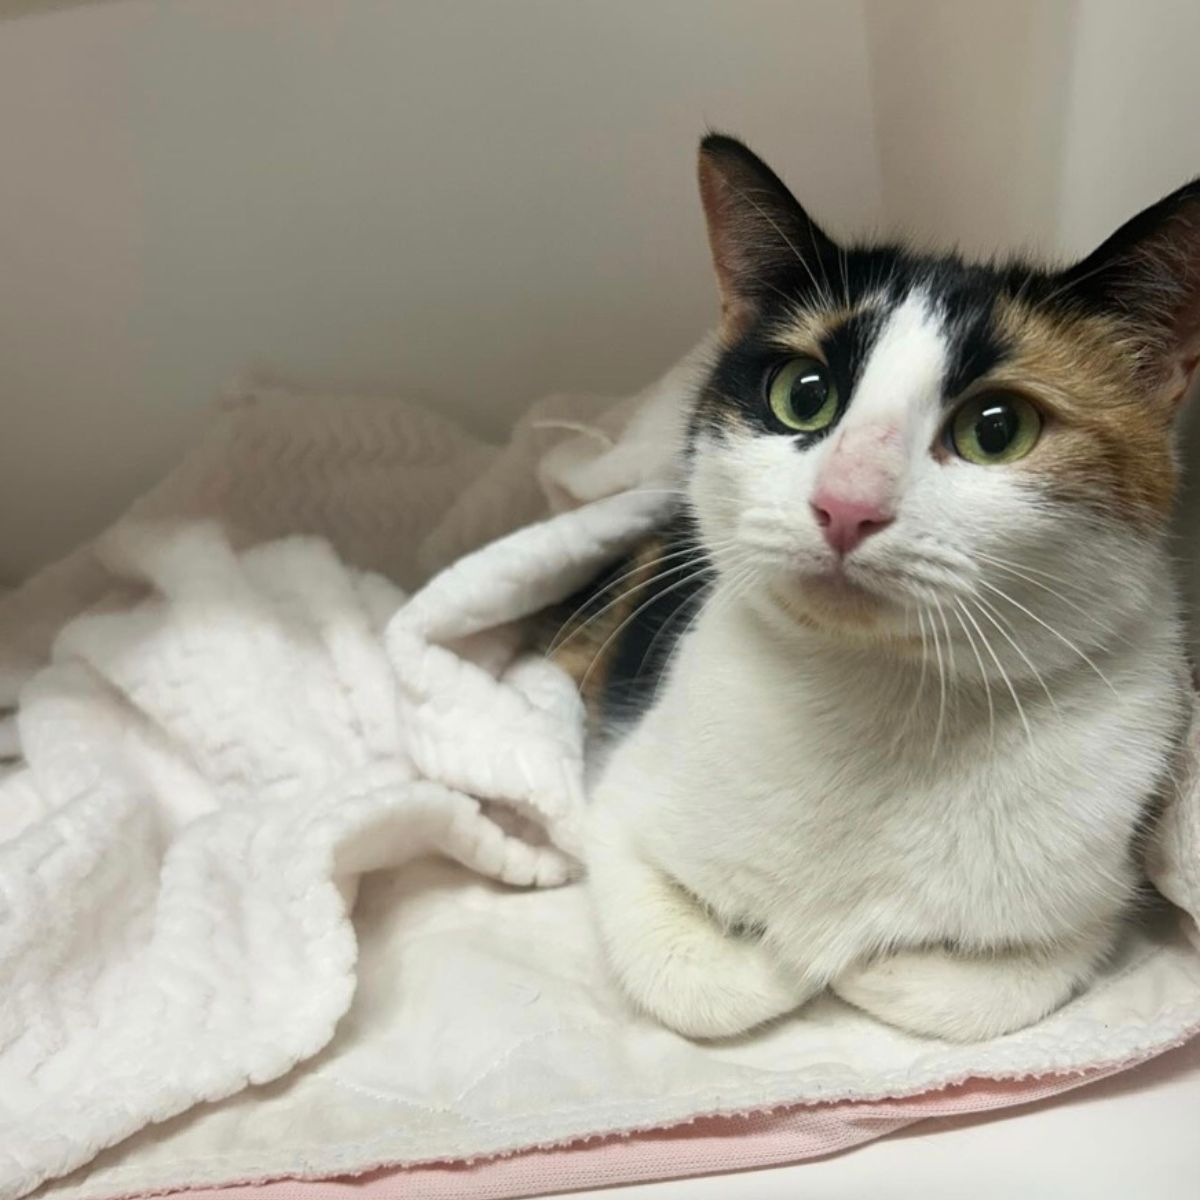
[832,943,1095,1042]
[586,808,814,1039]
[625,928,807,1039]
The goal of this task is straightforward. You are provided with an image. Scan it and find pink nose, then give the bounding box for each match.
[810,492,895,556]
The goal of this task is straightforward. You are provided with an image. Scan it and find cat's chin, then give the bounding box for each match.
[766,569,913,642]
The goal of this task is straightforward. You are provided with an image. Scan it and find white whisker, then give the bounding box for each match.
[977,578,1118,694]
[931,591,957,680]
[928,602,948,757]
[973,550,1128,643]
[729,183,832,306]
[959,597,1033,745]
[579,562,717,695]
[971,591,1059,714]
[638,572,715,684]
[546,545,711,656]
[890,606,932,754]
[953,599,995,751]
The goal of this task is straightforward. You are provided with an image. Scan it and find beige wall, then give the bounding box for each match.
[865,0,1076,257]
[0,0,882,581]
[3,0,1200,597]
[1056,0,1200,256]
[1052,0,1200,633]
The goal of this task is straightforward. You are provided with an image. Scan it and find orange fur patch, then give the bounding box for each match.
[985,300,1178,524]
[537,537,667,717]
[772,302,865,355]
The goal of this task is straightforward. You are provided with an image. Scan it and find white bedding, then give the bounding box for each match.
[2,348,1200,1200]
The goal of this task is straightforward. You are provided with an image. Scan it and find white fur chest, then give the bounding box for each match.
[591,595,1184,984]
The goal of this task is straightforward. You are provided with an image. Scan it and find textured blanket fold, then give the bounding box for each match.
[2,346,1200,1200]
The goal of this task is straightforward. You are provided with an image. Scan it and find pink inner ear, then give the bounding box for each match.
[1163,352,1200,410]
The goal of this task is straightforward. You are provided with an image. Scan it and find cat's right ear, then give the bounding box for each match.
[1056,177,1200,411]
[698,133,839,336]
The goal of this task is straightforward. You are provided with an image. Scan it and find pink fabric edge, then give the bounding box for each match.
[139,1029,1200,1200]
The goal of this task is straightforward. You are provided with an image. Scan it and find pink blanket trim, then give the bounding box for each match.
[156,1034,1199,1200]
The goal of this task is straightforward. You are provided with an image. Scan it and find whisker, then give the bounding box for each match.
[546,546,710,656]
[805,211,837,309]
[837,241,851,309]
[1010,265,1036,310]
[646,579,718,705]
[932,592,965,740]
[546,530,743,657]
[931,591,957,680]
[615,487,689,499]
[579,562,717,696]
[971,550,1086,589]
[953,600,995,751]
[970,591,1059,714]
[656,558,758,711]
[977,578,1118,695]
[959,597,1033,744]
[1038,258,1114,309]
[913,606,930,706]
[667,583,718,672]
[928,600,948,757]
[885,606,930,755]
[973,550,1127,642]
[636,569,715,684]
[729,183,831,305]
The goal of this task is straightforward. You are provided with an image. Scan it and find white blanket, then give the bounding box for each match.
[3,349,1200,1200]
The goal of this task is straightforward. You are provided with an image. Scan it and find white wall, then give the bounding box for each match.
[4,0,1200,594]
[1056,0,1200,257]
[1052,0,1200,630]
[865,0,1076,257]
[0,0,882,581]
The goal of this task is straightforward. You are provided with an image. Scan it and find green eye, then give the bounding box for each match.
[766,357,839,433]
[948,393,1042,465]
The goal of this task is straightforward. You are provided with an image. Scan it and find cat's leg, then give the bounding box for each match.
[586,810,813,1038]
[831,927,1114,1042]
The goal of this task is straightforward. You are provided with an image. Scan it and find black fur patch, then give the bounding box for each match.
[601,520,711,727]
[692,247,1039,448]
[538,512,712,727]
[819,305,888,408]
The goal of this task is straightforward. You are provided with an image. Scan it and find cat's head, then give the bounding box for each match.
[690,133,1200,670]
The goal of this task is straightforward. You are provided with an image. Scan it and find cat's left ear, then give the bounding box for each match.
[1058,178,1200,408]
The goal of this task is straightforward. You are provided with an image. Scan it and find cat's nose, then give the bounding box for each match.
[810,492,895,556]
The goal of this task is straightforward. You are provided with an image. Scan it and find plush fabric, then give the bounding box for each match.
[2,349,1199,1200]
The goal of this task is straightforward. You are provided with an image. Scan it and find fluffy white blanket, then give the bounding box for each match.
[3,349,1200,1200]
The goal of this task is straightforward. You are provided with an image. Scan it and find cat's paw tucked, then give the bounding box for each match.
[586,810,812,1039]
[621,925,805,1039]
[832,945,1091,1042]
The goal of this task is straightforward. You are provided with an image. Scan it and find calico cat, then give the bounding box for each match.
[549,134,1199,1042]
